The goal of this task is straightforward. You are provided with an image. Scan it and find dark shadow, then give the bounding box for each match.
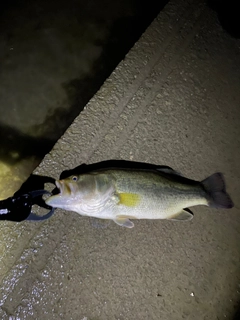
[232,304,240,320]
[0,0,169,167]
[0,0,20,14]
[207,0,240,38]
[14,174,55,197]
[0,122,55,165]
[59,159,172,179]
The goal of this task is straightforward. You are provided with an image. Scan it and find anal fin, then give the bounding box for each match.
[114,216,135,228]
[168,209,193,221]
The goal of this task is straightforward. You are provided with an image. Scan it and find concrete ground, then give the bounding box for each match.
[1,0,240,319]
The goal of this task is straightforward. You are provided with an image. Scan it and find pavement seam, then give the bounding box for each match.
[89,3,208,162]
[60,0,206,165]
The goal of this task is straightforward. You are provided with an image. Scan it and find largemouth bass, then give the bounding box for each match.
[46,166,234,228]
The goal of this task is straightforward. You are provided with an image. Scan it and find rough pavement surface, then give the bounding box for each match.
[1,0,240,319]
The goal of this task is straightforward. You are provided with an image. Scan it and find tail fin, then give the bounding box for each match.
[202,173,234,209]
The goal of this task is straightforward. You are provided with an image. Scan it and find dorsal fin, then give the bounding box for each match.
[157,166,183,176]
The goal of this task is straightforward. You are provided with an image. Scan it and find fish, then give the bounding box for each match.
[45,165,234,228]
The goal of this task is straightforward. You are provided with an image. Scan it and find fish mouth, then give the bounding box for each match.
[55,180,72,195]
[45,180,67,207]
[55,180,63,194]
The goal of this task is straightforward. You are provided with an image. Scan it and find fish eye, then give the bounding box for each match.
[72,176,78,182]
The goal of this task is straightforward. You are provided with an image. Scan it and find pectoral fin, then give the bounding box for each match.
[114,216,135,228]
[168,209,194,221]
